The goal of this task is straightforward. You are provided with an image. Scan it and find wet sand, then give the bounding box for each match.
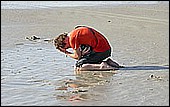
[1,3,169,106]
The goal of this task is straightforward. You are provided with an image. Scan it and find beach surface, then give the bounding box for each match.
[1,3,169,106]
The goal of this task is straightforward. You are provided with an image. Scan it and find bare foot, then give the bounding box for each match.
[100,62,110,69]
[105,58,124,68]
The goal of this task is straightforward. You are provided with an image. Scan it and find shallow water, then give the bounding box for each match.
[1,41,71,105]
[1,1,161,9]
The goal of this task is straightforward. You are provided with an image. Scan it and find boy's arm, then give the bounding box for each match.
[58,47,81,60]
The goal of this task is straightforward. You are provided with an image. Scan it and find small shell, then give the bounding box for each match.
[149,74,154,78]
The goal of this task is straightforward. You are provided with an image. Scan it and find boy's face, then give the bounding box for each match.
[62,36,70,49]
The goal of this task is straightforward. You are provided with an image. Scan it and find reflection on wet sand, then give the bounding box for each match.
[55,71,117,101]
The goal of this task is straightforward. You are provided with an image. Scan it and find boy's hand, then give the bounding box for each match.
[81,46,91,55]
[58,47,67,53]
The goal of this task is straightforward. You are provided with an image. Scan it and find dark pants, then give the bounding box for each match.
[76,49,111,67]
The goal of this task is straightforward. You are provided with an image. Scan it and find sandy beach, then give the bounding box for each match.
[1,3,169,106]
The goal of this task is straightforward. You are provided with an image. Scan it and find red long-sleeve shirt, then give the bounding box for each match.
[69,27,111,52]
